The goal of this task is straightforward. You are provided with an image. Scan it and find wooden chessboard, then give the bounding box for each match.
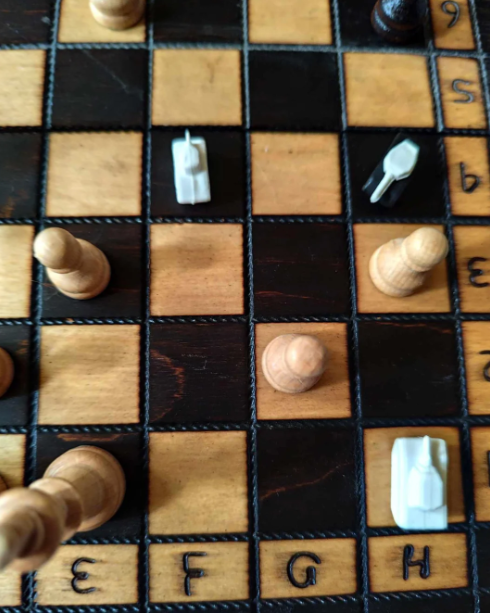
[1,0,490,611]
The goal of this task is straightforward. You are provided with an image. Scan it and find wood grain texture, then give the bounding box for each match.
[251,133,341,215]
[256,323,351,420]
[0,435,26,488]
[259,539,357,598]
[354,224,450,314]
[39,325,140,424]
[36,544,138,605]
[0,225,34,318]
[150,224,244,316]
[369,534,468,592]
[152,49,242,126]
[344,53,434,128]
[470,427,490,521]
[462,322,490,414]
[438,57,486,129]
[430,0,475,49]
[445,136,490,216]
[454,225,490,312]
[149,431,248,535]
[364,427,465,527]
[59,0,145,42]
[0,568,21,606]
[0,50,45,126]
[248,0,332,44]
[150,542,249,602]
[47,132,142,217]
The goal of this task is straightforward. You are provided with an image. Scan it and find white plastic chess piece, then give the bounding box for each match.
[172,130,211,205]
[370,139,420,203]
[391,435,448,530]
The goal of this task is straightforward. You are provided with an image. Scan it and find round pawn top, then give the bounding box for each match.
[33,228,82,272]
[0,347,14,399]
[402,227,449,272]
[90,0,146,30]
[262,334,328,394]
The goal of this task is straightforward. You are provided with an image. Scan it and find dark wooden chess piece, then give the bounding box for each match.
[371,0,427,43]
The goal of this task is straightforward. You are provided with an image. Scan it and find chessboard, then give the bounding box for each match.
[1,0,490,611]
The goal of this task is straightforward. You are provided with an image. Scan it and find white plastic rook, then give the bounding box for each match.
[370,139,420,203]
[172,131,211,205]
[391,435,448,530]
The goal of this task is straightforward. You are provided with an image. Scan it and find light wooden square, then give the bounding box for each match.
[149,431,248,535]
[354,224,450,314]
[364,427,465,527]
[47,132,143,217]
[259,539,356,598]
[59,0,145,42]
[462,322,490,415]
[445,136,490,216]
[248,0,332,44]
[429,0,475,49]
[0,226,34,318]
[454,225,490,313]
[39,325,140,424]
[251,133,341,215]
[0,434,26,488]
[150,224,244,316]
[36,545,138,605]
[153,50,242,126]
[369,534,467,592]
[0,569,21,606]
[0,50,45,127]
[150,542,249,602]
[470,427,490,521]
[256,323,351,420]
[344,53,434,128]
[438,57,486,129]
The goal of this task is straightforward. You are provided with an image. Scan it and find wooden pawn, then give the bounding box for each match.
[89,0,145,30]
[33,228,110,300]
[0,348,13,398]
[369,227,449,297]
[0,446,125,573]
[262,334,328,394]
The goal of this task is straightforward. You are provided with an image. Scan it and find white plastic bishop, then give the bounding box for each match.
[391,435,448,530]
[370,139,420,203]
[172,131,211,205]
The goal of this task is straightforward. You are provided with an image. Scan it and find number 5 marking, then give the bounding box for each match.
[441,1,460,28]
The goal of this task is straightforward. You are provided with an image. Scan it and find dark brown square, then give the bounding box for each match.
[0,0,51,44]
[40,224,142,319]
[257,428,357,533]
[0,326,30,426]
[370,595,473,613]
[358,322,459,419]
[52,50,147,129]
[151,130,245,218]
[0,133,42,219]
[36,432,143,539]
[253,223,350,317]
[149,323,250,424]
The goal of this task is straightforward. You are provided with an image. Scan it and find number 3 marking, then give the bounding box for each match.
[442,1,460,27]
[71,558,96,594]
[468,257,490,288]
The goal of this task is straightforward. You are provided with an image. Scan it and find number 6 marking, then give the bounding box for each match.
[442,1,460,28]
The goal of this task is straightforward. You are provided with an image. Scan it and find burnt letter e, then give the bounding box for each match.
[403,545,430,580]
[287,552,322,588]
[183,552,207,596]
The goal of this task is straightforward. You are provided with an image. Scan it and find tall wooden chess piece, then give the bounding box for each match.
[371,0,427,43]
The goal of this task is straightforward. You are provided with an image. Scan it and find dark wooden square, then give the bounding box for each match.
[338,0,426,48]
[358,322,459,419]
[476,0,490,52]
[40,224,142,319]
[0,326,30,427]
[153,0,242,43]
[36,432,143,539]
[149,323,250,424]
[151,130,245,218]
[253,223,350,317]
[263,602,361,613]
[249,51,341,130]
[476,529,490,588]
[0,0,51,44]
[52,50,147,129]
[257,428,357,533]
[369,594,473,613]
[0,133,42,219]
[347,133,446,219]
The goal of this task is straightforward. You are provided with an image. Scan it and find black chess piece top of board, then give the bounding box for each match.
[371,0,427,43]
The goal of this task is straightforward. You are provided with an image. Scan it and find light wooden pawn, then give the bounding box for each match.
[0,348,13,398]
[262,334,328,394]
[0,476,7,495]
[0,446,125,573]
[369,227,449,298]
[34,228,110,300]
[89,0,145,30]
